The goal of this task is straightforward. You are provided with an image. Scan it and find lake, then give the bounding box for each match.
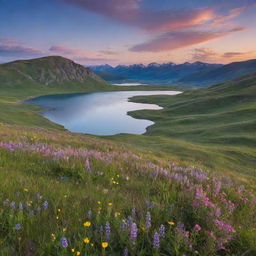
[28,91,182,135]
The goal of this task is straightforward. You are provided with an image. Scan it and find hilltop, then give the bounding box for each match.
[0,56,109,101]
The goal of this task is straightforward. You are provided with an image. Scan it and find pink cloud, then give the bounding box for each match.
[59,0,217,32]
[49,45,117,64]
[0,38,43,57]
[130,27,246,52]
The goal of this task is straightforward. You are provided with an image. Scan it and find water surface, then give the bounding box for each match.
[29,91,181,135]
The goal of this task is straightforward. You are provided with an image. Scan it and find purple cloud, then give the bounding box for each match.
[0,38,43,57]
[129,27,246,52]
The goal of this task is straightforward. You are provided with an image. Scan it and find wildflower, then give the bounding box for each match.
[153,232,160,248]
[10,201,16,209]
[146,212,151,230]
[114,212,121,217]
[108,202,113,206]
[123,248,129,256]
[64,194,67,198]
[97,201,101,205]
[87,210,92,219]
[60,237,68,248]
[85,158,92,172]
[102,242,108,248]
[83,221,91,227]
[43,200,48,209]
[15,224,22,230]
[159,224,165,237]
[63,227,67,232]
[76,251,81,255]
[71,248,75,252]
[194,224,201,232]
[24,188,28,192]
[51,233,56,241]
[58,208,61,212]
[19,202,23,210]
[36,193,41,200]
[132,208,136,217]
[56,216,59,220]
[130,223,138,243]
[168,221,175,225]
[83,237,90,244]
[105,221,111,240]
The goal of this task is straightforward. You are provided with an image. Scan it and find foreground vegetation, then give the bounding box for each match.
[0,124,256,255]
[1,57,256,255]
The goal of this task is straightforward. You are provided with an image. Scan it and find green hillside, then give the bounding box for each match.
[123,73,256,175]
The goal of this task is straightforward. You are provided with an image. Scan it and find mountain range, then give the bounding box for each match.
[91,59,256,87]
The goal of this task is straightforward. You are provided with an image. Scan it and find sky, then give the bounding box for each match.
[1,0,256,65]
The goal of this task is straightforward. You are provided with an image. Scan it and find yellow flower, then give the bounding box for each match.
[114,212,121,217]
[97,201,101,205]
[56,216,59,220]
[23,188,28,192]
[90,243,94,247]
[76,252,81,255]
[83,237,90,243]
[102,242,109,248]
[51,233,56,241]
[71,248,75,252]
[168,221,175,225]
[83,221,91,227]
[64,194,67,198]
[58,208,61,212]
[108,202,113,206]
[141,226,146,231]
[63,227,67,232]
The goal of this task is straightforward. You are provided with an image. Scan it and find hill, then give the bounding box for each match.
[0,56,109,101]
[178,59,256,86]
[122,72,256,174]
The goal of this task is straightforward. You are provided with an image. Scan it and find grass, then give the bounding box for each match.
[0,124,256,255]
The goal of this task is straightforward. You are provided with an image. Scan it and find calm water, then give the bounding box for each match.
[29,91,181,135]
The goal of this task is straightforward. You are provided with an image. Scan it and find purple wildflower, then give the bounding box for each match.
[42,200,48,210]
[130,223,138,243]
[159,224,165,237]
[193,224,201,232]
[123,248,129,256]
[15,224,22,230]
[19,202,23,210]
[105,222,111,240]
[146,212,151,231]
[85,158,92,172]
[132,208,136,217]
[153,232,160,248]
[10,201,16,209]
[60,237,68,248]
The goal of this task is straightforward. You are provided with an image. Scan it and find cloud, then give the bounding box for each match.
[0,38,43,57]
[59,0,218,32]
[49,45,117,64]
[191,48,218,62]
[49,45,83,55]
[190,47,255,63]
[130,27,245,52]
[222,51,253,58]
[98,50,118,56]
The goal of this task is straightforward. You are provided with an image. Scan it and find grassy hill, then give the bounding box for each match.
[123,73,256,175]
[178,59,256,86]
[0,56,110,102]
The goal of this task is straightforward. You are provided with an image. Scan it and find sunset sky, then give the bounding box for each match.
[1,0,256,65]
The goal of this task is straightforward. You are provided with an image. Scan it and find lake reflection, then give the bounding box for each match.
[29,91,181,135]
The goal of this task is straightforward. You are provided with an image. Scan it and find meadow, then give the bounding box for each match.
[0,124,256,255]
